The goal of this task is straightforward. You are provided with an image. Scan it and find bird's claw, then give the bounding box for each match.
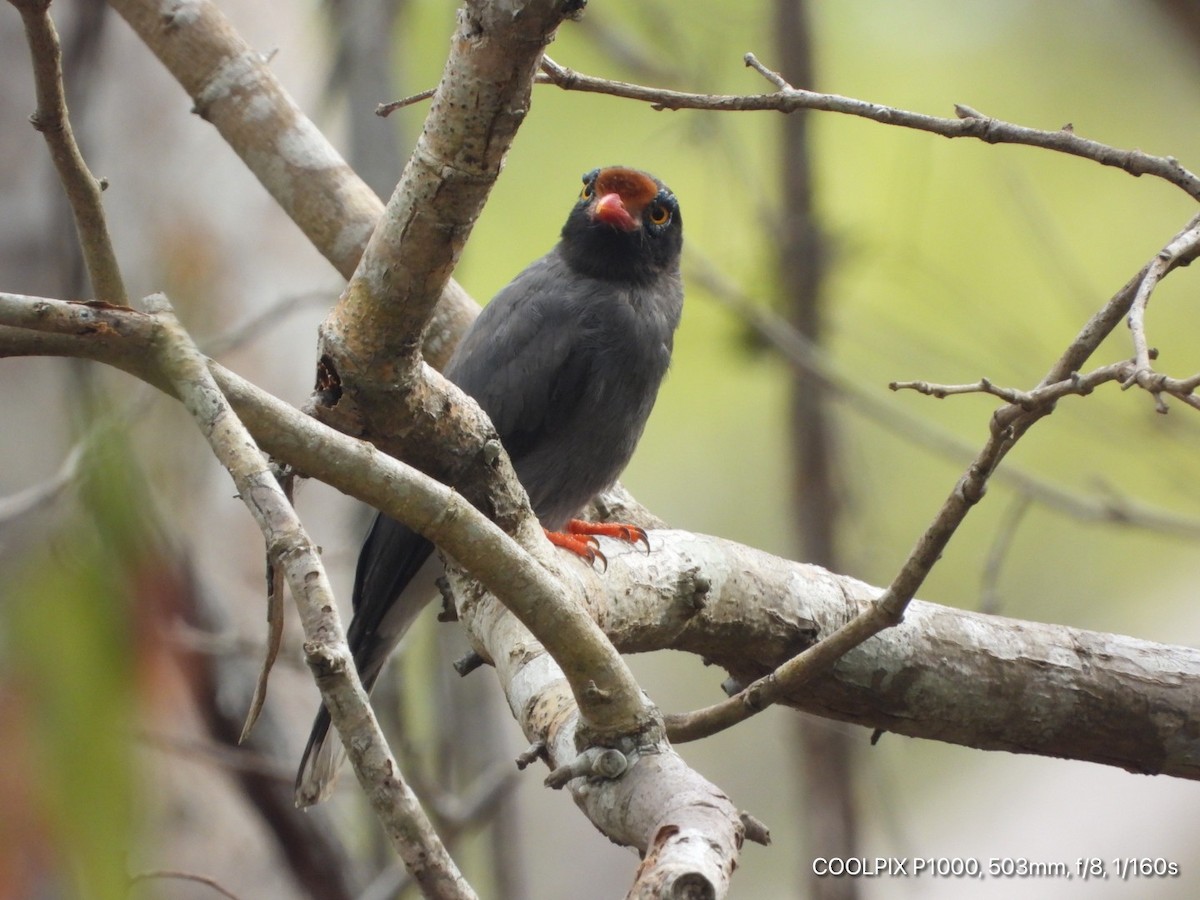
[544,528,608,570]
[565,518,651,554]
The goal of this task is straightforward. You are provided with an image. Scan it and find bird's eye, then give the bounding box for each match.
[648,203,671,226]
[580,182,595,201]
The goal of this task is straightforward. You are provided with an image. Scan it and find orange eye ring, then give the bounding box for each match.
[648,203,670,226]
[580,182,595,201]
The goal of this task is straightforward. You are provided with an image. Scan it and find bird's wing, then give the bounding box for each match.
[347,514,437,681]
[447,249,597,460]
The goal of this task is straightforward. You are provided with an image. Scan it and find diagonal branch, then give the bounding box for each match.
[663,215,1200,741]
[691,258,1200,539]
[143,293,475,899]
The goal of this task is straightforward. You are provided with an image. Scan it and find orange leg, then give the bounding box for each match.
[544,518,650,568]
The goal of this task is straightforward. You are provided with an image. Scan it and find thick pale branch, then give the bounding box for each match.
[599,532,1200,781]
[324,0,570,377]
[447,563,741,895]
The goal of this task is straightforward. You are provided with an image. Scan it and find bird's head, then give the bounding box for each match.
[560,166,683,282]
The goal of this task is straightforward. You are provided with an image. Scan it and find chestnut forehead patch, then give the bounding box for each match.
[593,167,659,211]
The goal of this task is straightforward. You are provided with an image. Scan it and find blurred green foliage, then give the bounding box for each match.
[3,426,147,899]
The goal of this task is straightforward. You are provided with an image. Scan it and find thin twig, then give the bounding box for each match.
[890,360,1134,407]
[9,0,126,303]
[535,53,1200,201]
[692,262,1200,540]
[376,86,438,116]
[1122,220,1200,412]
[199,290,331,358]
[0,437,84,525]
[0,391,155,527]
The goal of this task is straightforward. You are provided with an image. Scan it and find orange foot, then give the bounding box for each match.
[544,518,650,569]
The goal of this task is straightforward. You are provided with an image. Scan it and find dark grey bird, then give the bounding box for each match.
[296,166,684,806]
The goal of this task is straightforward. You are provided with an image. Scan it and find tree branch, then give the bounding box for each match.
[661,213,1200,739]
[142,293,474,899]
[599,532,1200,781]
[536,53,1200,201]
[10,0,126,303]
[322,0,571,378]
[1122,219,1200,412]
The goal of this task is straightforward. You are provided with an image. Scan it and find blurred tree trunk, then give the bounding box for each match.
[323,0,406,198]
[774,3,861,897]
[1152,0,1200,54]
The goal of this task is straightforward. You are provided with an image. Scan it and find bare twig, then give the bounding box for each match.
[199,290,331,358]
[10,0,126,303]
[0,435,85,525]
[376,86,439,116]
[890,360,1135,407]
[891,356,1200,416]
[536,53,1200,201]
[238,567,284,744]
[1122,219,1200,412]
[142,293,475,899]
[692,261,1200,539]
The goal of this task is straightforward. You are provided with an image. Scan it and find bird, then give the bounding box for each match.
[295,166,684,806]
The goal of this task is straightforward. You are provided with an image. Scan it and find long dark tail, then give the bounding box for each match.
[294,514,438,807]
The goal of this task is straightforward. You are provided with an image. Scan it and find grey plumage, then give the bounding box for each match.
[296,167,684,806]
